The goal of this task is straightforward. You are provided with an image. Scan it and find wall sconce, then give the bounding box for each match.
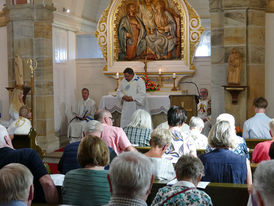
[63,8,70,13]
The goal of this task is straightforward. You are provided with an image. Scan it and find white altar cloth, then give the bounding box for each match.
[99,95,170,115]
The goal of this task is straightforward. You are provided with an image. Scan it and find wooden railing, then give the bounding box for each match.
[245,139,269,149]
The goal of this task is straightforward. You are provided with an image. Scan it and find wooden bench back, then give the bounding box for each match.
[147,181,249,206]
[245,139,269,149]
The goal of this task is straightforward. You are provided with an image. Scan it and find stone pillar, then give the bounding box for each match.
[265,0,274,117]
[6,1,58,151]
[209,0,266,127]
[209,0,225,123]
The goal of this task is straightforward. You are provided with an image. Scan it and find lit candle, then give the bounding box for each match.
[173,73,176,78]
[116,72,119,79]
[159,69,162,75]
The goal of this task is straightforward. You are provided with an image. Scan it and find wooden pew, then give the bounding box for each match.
[197,149,206,156]
[245,139,269,149]
[135,146,150,154]
[251,162,258,174]
[147,180,249,206]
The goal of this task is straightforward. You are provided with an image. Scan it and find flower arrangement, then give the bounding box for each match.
[141,74,160,91]
[236,126,243,137]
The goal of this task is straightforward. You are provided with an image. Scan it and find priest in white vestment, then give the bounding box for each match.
[117,68,146,128]
[67,88,96,141]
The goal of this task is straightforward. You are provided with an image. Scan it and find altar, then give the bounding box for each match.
[99,95,171,127]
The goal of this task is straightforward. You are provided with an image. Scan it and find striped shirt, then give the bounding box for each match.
[62,168,110,205]
[123,126,152,146]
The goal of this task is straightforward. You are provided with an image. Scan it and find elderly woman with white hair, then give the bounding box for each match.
[189,116,208,149]
[200,120,252,184]
[123,109,152,146]
[144,128,175,181]
[206,113,249,159]
[152,155,213,206]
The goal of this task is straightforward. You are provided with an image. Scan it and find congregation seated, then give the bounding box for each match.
[106,151,153,206]
[151,155,213,206]
[206,113,249,159]
[62,135,111,205]
[0,163,34,206]
[58,120,116,174]
[123,109,152,146]
[144,128,175,181]
[95,110,136,154]
[67,88,97,143]
[200,120,252,184]
[0,124,58,203]
[163,106,196,163]
[8,106,32,139]
[252,119,274,163]
[189,116,208,149]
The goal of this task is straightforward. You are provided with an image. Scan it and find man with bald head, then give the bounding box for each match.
[95,110,136,154]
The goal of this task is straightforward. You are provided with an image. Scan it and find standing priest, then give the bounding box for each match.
[117,68,146,128]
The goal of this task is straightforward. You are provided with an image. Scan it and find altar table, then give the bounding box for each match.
[99,95,170,115]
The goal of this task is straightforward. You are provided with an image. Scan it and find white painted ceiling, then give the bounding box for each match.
[53,0,209,24]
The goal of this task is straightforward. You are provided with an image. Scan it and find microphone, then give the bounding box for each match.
[180,81,201,104]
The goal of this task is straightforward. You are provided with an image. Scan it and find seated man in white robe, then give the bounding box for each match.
[67,88,96,142]
[7,106,32,139]
[117,68,146,128]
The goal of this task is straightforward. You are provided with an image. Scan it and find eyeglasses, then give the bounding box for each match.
[108,117,114,122]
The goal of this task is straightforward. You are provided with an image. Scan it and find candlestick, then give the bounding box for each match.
[171,74,177,91]
[159,69,161,75]
[115,78,119,91]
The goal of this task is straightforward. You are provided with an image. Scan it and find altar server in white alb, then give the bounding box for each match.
[117,68,146,128]
[67,88,97,142]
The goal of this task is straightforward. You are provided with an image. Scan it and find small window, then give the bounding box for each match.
[195,31,211,57]
[77,35,103,59]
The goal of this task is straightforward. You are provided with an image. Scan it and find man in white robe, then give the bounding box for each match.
[7,106,32,138]
[67,88,96,142]
[117,68,146,128]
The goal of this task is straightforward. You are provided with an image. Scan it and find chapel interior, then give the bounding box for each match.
[0,0,273,153]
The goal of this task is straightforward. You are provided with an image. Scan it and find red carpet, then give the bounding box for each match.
[45,147,64,174]
[48,163,59,174]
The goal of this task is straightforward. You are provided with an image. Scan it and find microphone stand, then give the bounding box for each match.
[181,81,201,104]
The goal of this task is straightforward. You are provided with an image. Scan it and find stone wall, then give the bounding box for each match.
[209,0,266,127]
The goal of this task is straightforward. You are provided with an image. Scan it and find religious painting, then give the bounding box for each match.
[117,0,181,61]
[95,0,203,73]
